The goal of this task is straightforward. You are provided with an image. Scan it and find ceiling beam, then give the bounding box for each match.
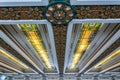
[0,0,48,6]
[71,0,120,5]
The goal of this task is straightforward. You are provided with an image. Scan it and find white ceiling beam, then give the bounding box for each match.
[71,19,120,23]
[46,23,59,73]
[71,0,120,5]
[0,0,48,6]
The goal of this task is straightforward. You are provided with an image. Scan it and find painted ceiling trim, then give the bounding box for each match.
[71,0,120,5]
[0,0,48,6]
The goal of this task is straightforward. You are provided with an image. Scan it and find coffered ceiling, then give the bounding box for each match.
[0,23,119,77]
[0,0,120,79]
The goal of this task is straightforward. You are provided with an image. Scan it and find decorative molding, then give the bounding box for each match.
[44,1,75,25]
[0,7,45,20]
[0,6,120,20]
[75,6,120,19]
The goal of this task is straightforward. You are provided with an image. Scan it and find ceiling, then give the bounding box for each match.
[0,0,120,80]
[0,23,120,79]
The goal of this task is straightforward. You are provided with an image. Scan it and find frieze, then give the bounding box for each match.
[74,6,120,19]
[0,6,120,20]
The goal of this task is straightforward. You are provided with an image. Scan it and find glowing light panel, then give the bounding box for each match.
[69,23,101,69]
[20,24,52,69]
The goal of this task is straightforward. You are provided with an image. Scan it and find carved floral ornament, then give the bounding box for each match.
[44,1,75,25]
[0,4,120,24]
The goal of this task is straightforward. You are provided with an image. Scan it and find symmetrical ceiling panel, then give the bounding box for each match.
[0,24,58,74]
[0,0,120,79]
[64,23,120,75]
[0,23,119,78]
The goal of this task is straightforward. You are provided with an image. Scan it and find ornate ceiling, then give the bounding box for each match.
[0,6,120,20]
[0,0,120,80]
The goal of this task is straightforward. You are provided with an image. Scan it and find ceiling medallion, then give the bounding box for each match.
[44,1,75,25]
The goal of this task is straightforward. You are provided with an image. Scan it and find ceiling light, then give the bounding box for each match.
[69,23,101,69]
[0,49,29,69]
[70,64,76,69]
[19,24,52,69]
